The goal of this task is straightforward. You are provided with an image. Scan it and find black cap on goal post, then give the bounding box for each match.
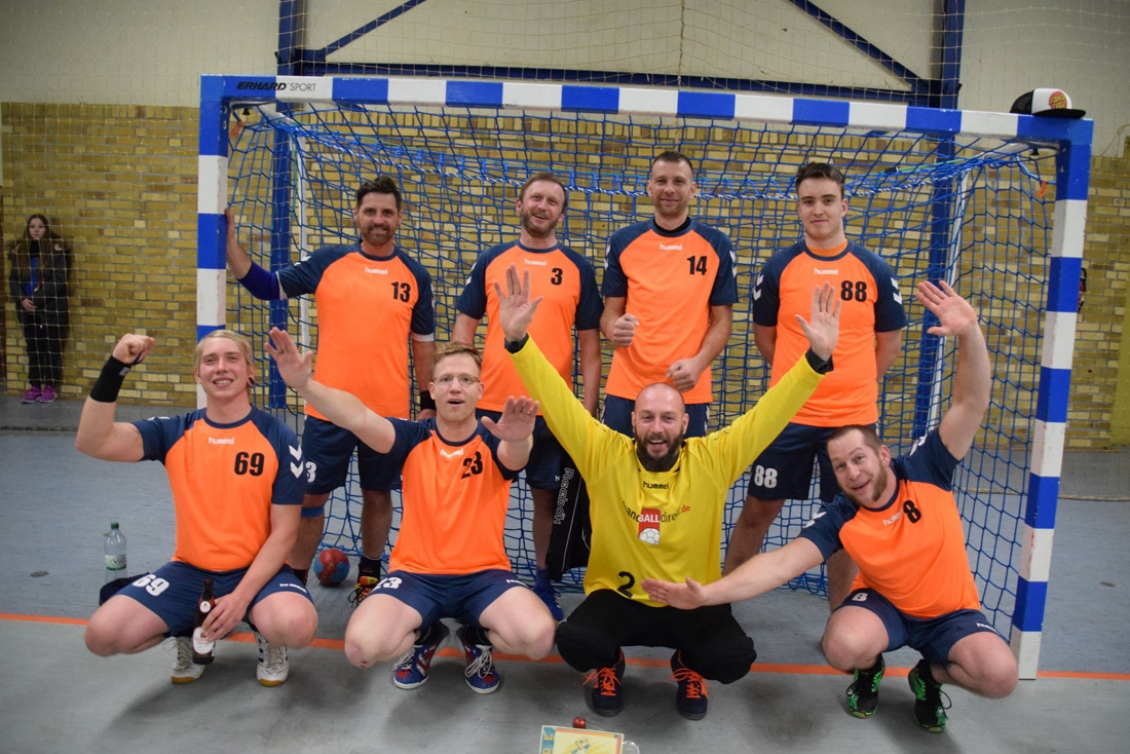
[1010,88,1086,119]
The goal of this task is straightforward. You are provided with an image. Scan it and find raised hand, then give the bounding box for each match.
[493,264,544,342]
[111,333,156,365]
[481,395,539,442]
[640,577,707,610]
[917,280,978,338]
[265,327,313,391]
[795,282,841,361]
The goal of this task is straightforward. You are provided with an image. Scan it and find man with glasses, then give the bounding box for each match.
[266,333,556,694]
[225,176,436,605]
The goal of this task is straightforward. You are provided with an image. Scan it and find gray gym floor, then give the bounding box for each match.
[1,395,1128,754]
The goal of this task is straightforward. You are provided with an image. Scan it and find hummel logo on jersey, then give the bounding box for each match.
[658,243,683,251]
[439,448,465,459]
[753,274,764,300]
[643,481,669,490]
[289,445,304,478]
[891,278,904,305]
[882,510,903,526]
[364,267,389,275]
[814,268,839,275]
[802,508,827,529]
[524,258,547,266]
[208,437,236,445]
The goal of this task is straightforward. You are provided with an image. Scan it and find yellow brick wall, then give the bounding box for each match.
[2,103,201,405]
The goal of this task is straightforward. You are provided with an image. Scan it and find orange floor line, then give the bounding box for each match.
[5,613,1129,682]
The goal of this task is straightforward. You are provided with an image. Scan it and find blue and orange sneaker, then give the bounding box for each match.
[392,622,449,690]
[670,651,708,720]
[585,650,626,717]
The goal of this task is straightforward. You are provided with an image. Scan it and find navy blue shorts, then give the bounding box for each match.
[477,410,561,490]
[369,569,528,628]
[302,415,401,494]
[838,588,1004,663]
[602,394,709,438]
[746,422,840,501]
[115,561,311,636]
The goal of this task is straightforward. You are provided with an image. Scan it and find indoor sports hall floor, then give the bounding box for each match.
[2,395,1128,754]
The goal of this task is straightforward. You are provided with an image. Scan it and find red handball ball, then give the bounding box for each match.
[313,547,350,586]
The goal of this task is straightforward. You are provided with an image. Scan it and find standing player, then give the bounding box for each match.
[600,150,737,438]
[451,172,602,620]
[76,330,318,686]
[267,331,556,694]
[225,176,436,604]
[499,265,839,720]
[646,280,1018,733]
[724,162,906,611]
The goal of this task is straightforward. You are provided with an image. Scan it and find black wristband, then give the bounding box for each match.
[90,356,132,403]
[418,390,436,412]
[804,348,834,374]
[504,333,530,353]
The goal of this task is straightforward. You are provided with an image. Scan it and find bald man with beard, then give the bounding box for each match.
[496,264,840,721]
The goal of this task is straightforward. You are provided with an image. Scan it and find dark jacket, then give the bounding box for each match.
[7,236,72,327]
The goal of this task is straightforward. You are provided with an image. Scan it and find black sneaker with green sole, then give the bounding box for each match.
[846,655,885,718]
[908,659,951,733]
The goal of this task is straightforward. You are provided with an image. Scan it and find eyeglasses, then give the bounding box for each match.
[433,374,480,387]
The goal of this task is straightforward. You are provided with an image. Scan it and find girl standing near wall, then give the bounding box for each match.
[7,214,72,403]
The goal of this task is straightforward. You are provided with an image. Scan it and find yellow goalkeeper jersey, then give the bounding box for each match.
[510,336,824,606]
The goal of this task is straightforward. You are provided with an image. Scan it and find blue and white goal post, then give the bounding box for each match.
[197,74,1091,679]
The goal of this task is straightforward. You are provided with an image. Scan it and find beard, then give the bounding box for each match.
[635,432,684,472]
[520,210,557,239]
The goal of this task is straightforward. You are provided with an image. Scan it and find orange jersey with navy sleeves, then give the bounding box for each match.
[277,244,435,420]
[384,418,522,576]
[799,430,981,619]
[753,240,905,426]
[456,240,602,412]
[603,219,738,404]
[133,408,305,572]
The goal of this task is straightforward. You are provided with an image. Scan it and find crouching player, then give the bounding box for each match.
[76,330,318,686]
[644,281,1018,732]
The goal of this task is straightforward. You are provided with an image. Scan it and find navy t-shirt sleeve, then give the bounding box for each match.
[601,233,629,299]
[707,229,739,307]
[570,250,604,330]
[132,413,192,463]
[455,253,490,319]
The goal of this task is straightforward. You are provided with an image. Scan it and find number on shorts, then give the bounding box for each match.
[376,577,402,590]
[305,460,317,483]
[753,464,778,489]
[131,574,170,596]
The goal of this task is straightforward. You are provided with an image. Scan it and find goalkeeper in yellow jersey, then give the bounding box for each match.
[497,264,840,721]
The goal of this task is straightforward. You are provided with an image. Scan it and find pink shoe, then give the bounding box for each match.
[40,385,57,403]
[21,386,42,403]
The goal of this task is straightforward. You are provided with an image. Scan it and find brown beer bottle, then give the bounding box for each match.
[191,577,216,665]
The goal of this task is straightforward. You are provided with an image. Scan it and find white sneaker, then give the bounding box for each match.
[255,631,289,687]
[170,636,206,684]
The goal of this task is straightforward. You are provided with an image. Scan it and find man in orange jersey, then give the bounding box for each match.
[267,331,556,694]
[600,150,737,438]
[724,163,906,611]
[645,280,1018,733]
[225,176,436,604]
[77,330,318,687]
[452,172,602,620]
